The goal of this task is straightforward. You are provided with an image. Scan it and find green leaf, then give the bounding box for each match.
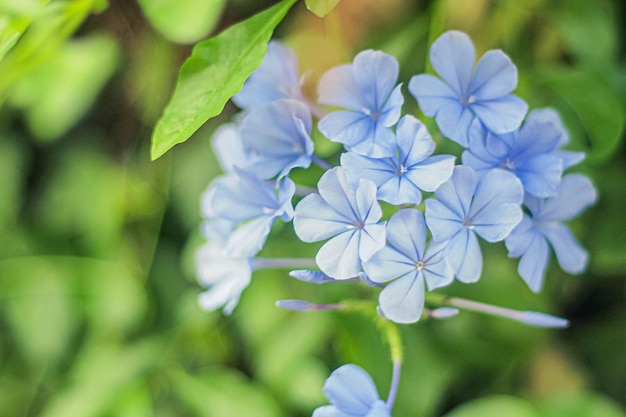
[8,34,120,140]
[443,395,541,417]
[537,68,625,163]
[536,392,626,417]
[138,0,226,44]
[150,0,296,160]
[305,0,341,17]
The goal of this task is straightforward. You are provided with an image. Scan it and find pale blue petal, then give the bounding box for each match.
[316,231,362,279]
[504,215,535,258]
[340,152,395,187]
[425,198,462,242]
[387,209,426,259]
[211,123,247,173]
[312,405,353,417]
[318,64,367,110]
[404,154,456,192]
[378,176,422,205]
[200,218,234,245]
[516,231,550,293]
[540,223,588,274]
[515,154,563,198]
[348,121,397,158]
[408,74,457,116]
[469,169,523,241]
[434,100,475,146]
[429,30,475,96]
[526,107,570,146]
[379,84,404,127]
[294,193,351,242]
[232,41,302,109]
[318,111,374,148]
[225,215,273,257]
[535,174,597,222]
[422,240,454,290]
[317,167,359,222]
[378,271,425,323]
[366,400,391,417]
[355,179,383,223]
[555,150,585,170]
[195,243,252,313]
[447,229,482,283]
[396,115,435,162]
[359,223,387,262]
[469,50,517,100]
[323,364,380,414]
[470,94,527,134]
[363,246,416,284]
[437,166,478,219]
[353,50,399,112]
[240,99,313,179]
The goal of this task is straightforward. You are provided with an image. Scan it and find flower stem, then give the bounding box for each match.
[312,154,333,170]
[426,294,569,328]
[295,185,317,196]
[386,359,402,412]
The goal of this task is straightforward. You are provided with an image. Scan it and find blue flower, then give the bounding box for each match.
[505,174,597,292]
[196,242,253,315]
[293,167,386,280]
[203,167,295,256]
[313,364,390,417]
[317,50,404,157]
[425,166,524,283]
[409,30,528,146]
[232,41,303,110]
[363,209,454,323]
[341,115,455,205]
[462,108,585,197]
[210,123,249,173]
[239,99,314,180]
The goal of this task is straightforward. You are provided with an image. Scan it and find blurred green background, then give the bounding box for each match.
[0,0,624,416]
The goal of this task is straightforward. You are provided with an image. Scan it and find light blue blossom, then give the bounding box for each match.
[240,99,314,180]
[293,167,386,280]
[409,30,528,146]
[313,364,390,417]
[425,166,524,283]
[211,123,249,173]
[462,108,585,197]
[341,115,455,205]
[317,50,404,157]
[203,167,295,256]
[505,174,597,292]
[196,242,253,315]
[232,41,303,110]
[363,209,454,323]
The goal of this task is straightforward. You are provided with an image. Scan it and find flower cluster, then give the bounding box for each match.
[196,32,597,416]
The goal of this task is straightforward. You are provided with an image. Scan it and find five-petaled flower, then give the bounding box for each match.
[318,50,404,157]
[341,115,455,205]
[425,166,524,283]
[409,30,528,147]
[364,209,454,323]
[294,167,386,280]
[505,174,597,292]
[313,364,390,417]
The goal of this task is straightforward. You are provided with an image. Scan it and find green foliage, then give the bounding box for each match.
[537,68,625,163]
[304,0,341,17]
[137,0,226,44]
[150,0,297,160]
[8,34,120,141]
[0,1,624,417]
[442,396,541,417]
